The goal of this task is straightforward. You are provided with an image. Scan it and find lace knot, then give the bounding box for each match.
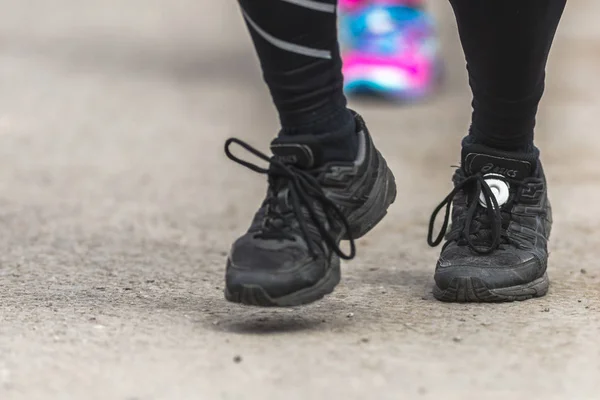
[225,138,356,260]
[428,171,521,255]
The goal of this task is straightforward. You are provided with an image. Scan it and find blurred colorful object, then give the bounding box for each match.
[339,0,442,100]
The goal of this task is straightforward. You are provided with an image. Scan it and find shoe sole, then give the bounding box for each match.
[432,272,549,303]
[225,152,397,307]
[224,257,341,307]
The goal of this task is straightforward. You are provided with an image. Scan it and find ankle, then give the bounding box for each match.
[465,126,535,154]
[279,108,358,163]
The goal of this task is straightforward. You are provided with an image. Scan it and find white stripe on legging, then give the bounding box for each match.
[279,0,336,13]
[242,9,332,59]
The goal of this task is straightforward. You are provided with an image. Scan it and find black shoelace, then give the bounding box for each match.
[427,173,519,255]
[225,138,356,260]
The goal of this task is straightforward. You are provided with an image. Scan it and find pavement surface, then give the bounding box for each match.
[1,1,599,399]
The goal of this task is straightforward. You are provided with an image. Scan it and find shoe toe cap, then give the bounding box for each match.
[435,247,546,291]
[225,235,327,299]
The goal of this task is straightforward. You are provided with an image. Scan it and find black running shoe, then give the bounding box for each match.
[428,143,552,302]
[223,113,396,307]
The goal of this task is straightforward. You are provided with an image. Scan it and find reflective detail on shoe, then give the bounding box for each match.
[353,130,367,166]
[478,173,510,209]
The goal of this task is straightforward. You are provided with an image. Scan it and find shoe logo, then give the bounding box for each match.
[275,154,298,164]
[270,143,315,168]
[481,163,518,178]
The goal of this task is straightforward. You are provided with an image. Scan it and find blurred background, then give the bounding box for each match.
[0,1,599,399]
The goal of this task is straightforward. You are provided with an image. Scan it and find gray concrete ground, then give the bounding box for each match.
[0,1,599,399]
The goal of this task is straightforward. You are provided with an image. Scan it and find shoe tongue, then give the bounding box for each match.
[462,144,536,180]
[270,136,322,169]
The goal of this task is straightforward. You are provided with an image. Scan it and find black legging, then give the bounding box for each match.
[238,0,567,152]
[451,0,566,151]
[238,0,348,136]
